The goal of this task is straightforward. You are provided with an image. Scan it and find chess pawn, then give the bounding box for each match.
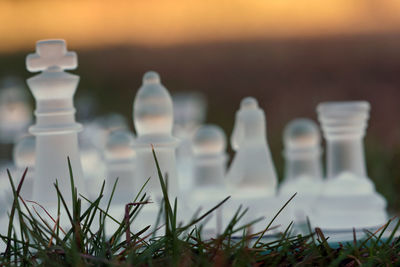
[26,40,86,207]
[312,101,387,230]
[189,125,228,236]
[12,135,36,200]
[104,130,136,204]
[227,97,277,195]
[133,71,179,202]
[192,125,227,188]
[173,92,207,191]
[279,118,323,222]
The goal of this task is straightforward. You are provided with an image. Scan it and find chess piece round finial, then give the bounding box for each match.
[240,97,258,109]
[192,125,226,156]
[134,71,173,136]
[104,130,135,161]
[284,118,320,149]
[143,71,161,84]
[13,135,35,169]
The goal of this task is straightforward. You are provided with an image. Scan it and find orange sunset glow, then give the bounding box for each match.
[1,0,400,53]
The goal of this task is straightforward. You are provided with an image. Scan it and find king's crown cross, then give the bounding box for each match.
[26,39,77,73]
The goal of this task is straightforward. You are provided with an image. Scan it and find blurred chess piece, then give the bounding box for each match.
[279,118,323,223]
[80,128,105,200]
[133,71,179,202]
[189,125,228,235]
[104,129,136,205]
[0,77,32,144]
[26,39,86,207]
[192,125,227,188]
[227,97,277,194]
[311,101,387,230]
[173,92,207,191]
[12,134,35,200]
[86,113,129,151]
[225,97,288,233]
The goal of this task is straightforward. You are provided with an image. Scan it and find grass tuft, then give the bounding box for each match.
[0,150,399,265]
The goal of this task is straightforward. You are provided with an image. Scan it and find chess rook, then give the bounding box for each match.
[312,101,387,230]
[26,39,86,206]
[318,102,369,179]
[133,71,179,201]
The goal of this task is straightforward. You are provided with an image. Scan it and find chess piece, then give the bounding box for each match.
[133,71,179,202]
[26,39,86,206]
[80,129,105,200]
[279,118,323,222]
[0,77,32,144]
[173,92,207,191]
[225,97,288,233]
[189,124,228,235]
[104,129,136,204]
[227,97,277,194]
[312,101,387,230]
[192,125,227,188]
[12,134,36,200]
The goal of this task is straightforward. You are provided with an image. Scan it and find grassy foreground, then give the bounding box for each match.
[0,149,399,266]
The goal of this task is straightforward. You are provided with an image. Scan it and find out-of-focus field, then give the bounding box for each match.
[1,33,400,210]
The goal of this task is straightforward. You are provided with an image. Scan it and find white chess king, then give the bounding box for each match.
[26,39,86,206]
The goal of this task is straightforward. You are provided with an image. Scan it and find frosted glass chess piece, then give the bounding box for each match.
[104,129,136,204]
[133,71,180,202]
[0,135,35,217]
[279,118,323,223]
[189,125,228,236]
[80,130,105,200]
[227,97,277,193]
[132,71,181,233]
[0,77,32,144]
[226,97,286,233]
[102,130,136,234]
[312,101,387,231]
[90,113,129,150]
[26,39,87,208]
[12,134,36,200]
[173,92,207,192]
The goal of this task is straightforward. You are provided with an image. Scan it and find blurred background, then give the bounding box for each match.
[1,0,400,210]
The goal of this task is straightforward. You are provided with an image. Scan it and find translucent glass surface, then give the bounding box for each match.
[132,71,179,201]
[192,125,226,156]
[227,97,277,194]
[133,71,173,136]
[26,39,86,206]
[191,125,227,187]
[13,135,35,169]
[105,130,135,161]
[311,101,388,230]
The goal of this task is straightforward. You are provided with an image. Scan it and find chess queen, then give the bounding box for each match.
[26,40,86,206]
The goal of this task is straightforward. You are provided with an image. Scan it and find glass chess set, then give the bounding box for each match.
[0,39,397,245]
